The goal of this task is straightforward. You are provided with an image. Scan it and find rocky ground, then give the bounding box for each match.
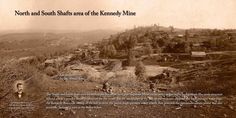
[0,54,236,118]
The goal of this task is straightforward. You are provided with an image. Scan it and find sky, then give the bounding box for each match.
[0,0,236,31]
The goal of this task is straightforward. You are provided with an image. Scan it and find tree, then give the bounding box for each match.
[121,34,137,51]
[184,43,191,53]
[101,44,117,58]
[144,43,153,56]
[127,50,135,66]
[185,30,189,41]
[155,44,162,53]
[108,44,117,57]
[169,26,174,33]
[135,61,146,81]
[127,35,137,49]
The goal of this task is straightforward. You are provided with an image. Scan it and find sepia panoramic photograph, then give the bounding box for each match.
[0,0,236,117]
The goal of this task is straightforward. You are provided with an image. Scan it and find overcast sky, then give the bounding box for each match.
[0,0,236,31]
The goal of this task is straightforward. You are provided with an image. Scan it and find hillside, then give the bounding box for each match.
[0,29,119,59]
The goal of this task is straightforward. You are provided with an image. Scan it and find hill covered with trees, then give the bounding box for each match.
[98,25,236,61]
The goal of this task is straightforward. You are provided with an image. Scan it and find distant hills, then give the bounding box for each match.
[0,29,119,49]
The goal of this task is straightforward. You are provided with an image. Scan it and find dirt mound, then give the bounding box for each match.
[45,66,58,76]
[66,64,101,82]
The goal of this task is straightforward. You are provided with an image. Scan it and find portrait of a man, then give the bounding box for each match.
[15,82,25,99]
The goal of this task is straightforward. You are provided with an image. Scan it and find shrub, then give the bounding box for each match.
[135,61,146,81]
[44,66,58,76]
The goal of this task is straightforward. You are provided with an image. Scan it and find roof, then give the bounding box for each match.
[192,43,202,47]
[191,51,206,57]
